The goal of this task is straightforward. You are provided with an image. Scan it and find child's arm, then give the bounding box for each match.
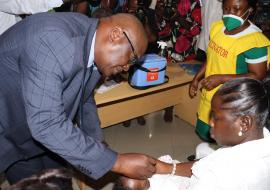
[116,160,197,190]
[155,160,196,177]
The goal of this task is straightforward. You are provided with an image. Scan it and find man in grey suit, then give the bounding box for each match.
[0,12,157,184]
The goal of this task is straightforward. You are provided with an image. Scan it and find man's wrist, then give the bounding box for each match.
[111,154,121,173]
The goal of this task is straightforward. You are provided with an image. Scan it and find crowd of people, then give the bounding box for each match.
[0,0,269,190]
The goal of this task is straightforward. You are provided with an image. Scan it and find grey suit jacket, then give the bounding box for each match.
[0,12,117,179]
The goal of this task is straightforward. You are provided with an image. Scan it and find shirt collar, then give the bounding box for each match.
[87,32,96,68]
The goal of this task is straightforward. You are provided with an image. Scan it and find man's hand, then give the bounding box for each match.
[155,159,172,174]
[201,75,223,90]
[189,79,199,98]
[112,153,157,179]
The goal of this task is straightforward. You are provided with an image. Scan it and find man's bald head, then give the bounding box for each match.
[101,13,148,56]
[94,13,148,77]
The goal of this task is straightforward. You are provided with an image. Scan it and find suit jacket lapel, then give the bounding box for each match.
[83,68,101,101]
[69,19,99,120]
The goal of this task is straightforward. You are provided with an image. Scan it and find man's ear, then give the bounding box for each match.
[109,27,123,43]
[239,115,253,133]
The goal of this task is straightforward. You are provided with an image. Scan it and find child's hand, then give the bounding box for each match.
[189,79,199,98]
[201,75,223,90]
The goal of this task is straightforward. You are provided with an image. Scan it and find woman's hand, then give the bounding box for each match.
[201,75,224,90]
[155,160,173,174]
[189,79,199,98]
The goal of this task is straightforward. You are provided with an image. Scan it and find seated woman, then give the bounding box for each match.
[190,0,270,142]
[116,77,270,190]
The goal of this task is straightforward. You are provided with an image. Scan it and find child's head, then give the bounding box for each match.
[113,176,150,190]
[209,78,269,146]
[5,168,73,190]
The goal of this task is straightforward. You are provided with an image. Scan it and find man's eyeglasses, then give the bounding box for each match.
[123,31,139,65]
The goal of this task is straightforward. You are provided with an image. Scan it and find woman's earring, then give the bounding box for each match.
[238,129,243,137]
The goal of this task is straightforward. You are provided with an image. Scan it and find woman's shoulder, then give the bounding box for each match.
[233,23,270,52]
[209,20,224,37]
[236,22,269,40]
[191,137,270,189]
[210,20,224,31]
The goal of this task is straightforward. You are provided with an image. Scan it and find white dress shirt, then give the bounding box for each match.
[87,32,97,69]
[148,155,190,190]
[189,132,270,190]
[149,129,270,190]
[0,0,63,34]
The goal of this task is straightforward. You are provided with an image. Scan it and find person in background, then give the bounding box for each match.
[71,0,90,15]
[157,0,202,62]
[91,7,113,17]
[128,0,159,54]
[121,0,158,127]
[0,13,157,185]
[153,0,202,123]
[114,0,128,13]
[55,0,113,16]
[196,0,223,62]
[85,0,118,17]
[253,0,270,39]
[116,77,270,190]
[5,168,73,190]
[0,0,86,35]
[189,0,270,142]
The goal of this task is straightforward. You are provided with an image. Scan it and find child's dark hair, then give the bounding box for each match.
[113,178,128,190]
[5,168,73,190]
[215,77,270,129]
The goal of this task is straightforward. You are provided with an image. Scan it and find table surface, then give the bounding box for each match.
[94,63,194,106]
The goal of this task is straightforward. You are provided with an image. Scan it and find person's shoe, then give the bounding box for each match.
[137,116,146,125]
[123,120,131,127]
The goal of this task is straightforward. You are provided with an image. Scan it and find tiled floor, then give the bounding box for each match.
[1,110,202,190]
